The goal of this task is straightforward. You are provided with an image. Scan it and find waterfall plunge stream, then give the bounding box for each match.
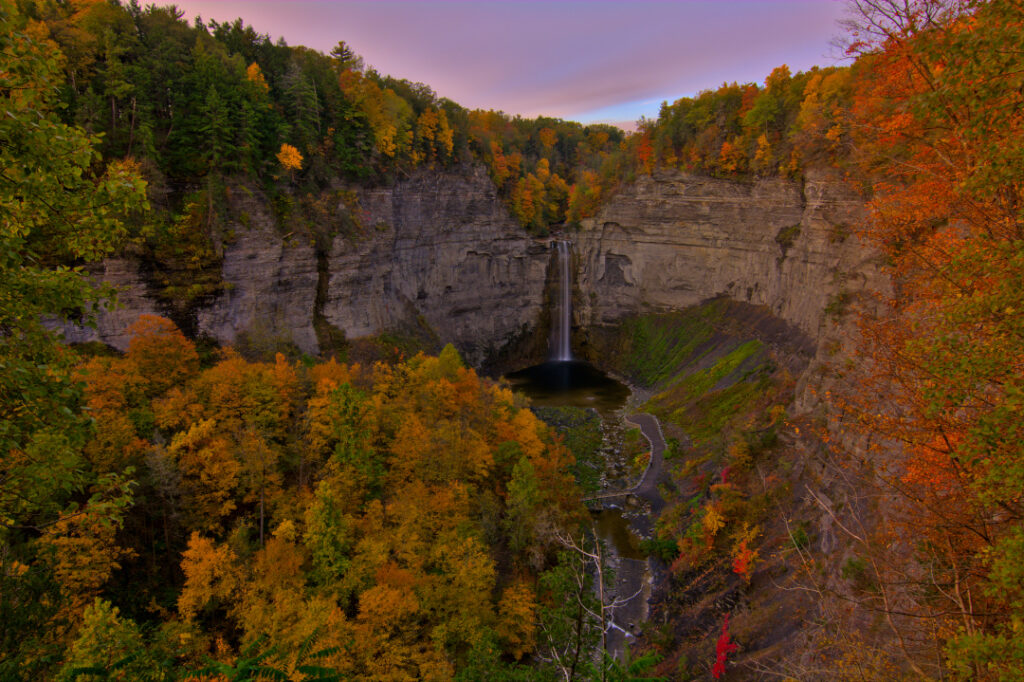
[505,240,627,413]
[551,240,573,362]
[503,240,651,660]
[505,240,628,414]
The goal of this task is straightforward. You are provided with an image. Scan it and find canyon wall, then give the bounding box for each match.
[62,165,551,366]
[574,168,879,345]
[64,165,879,370]
[321,167,550,364]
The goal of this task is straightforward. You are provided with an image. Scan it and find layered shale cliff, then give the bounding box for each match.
[64,165,878,377]
[575,167,878,346]
[320,168,550,364]
[63,165,551,366]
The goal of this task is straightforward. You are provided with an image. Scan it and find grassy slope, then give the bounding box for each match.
[588,299,830,678]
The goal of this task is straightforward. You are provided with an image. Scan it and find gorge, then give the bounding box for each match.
[64,164,873,376]
[11,1,1021,677]
[61,162,878,673]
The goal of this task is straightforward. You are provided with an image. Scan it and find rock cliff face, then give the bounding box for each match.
[63,165,551,366]
[574,168,879,344]
[59,258,164,350]
[197,221,321,353]
[65,165,878,371]
[322,167,550,365]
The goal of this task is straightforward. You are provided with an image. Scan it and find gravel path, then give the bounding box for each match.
[624,413,667,515]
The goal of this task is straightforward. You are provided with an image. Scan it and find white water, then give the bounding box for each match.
[551,240,573,362]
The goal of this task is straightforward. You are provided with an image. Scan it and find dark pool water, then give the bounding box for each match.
[591,507,647,560]
[503,360,630,416]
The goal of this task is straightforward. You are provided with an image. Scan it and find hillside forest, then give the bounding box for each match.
[1,0,1023,679]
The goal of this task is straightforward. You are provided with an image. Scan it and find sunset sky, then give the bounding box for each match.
[171,1,849,128]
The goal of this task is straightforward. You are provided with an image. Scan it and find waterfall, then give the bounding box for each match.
[550,240,573,362]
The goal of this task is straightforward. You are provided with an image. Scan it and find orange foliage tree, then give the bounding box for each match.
[276,143,303,177]
[832,1,1024,677]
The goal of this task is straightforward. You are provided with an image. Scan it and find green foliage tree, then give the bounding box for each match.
[58,598,155,682]
[0,1,147,673]
[534,549,602,681]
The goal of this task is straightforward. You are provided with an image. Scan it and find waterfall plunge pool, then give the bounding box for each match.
[503,360,630,416]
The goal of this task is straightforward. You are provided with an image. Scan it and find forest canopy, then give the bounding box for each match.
[3,0,1024,679]
[11,0,861,241]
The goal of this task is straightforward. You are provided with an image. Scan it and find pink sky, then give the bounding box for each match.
[172,0,848,128]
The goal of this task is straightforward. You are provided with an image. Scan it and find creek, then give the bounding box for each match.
[503,240,654,659]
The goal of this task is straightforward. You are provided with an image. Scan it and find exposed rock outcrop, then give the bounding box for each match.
[197,221,320,353]
[61,165,551,366]
[63,165,880,374]
[575,168,880,343]
[58,258,164,350]
[323,166,550,365]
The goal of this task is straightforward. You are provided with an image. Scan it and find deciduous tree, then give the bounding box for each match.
[830,1,1024,676]
[0,3,146,669]
[276,142,303,176]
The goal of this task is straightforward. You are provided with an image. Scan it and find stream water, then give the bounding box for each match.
[503,240,652,659]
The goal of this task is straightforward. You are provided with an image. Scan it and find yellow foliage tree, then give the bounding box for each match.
[436,109,454,158]
[178,532,240,622]
[166,419,241,531]
[245,62,268,92]
[276,143,303,175]
[496,580,537,660]
[538,127,557,152]
[126,314,200,397]
[38,490,135,622]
